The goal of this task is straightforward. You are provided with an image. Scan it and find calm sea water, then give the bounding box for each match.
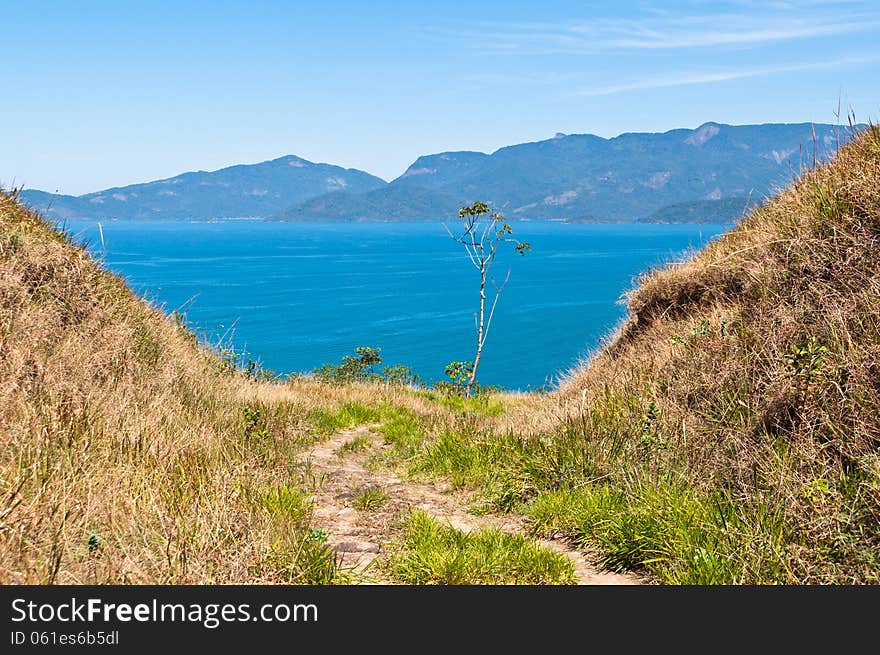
[62,220,727,390]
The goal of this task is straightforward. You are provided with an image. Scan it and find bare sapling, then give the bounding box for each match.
[445,201,530,397]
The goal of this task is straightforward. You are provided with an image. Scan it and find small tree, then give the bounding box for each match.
[445,201,530,397]
[313,346,382,383]
[312,346,421,387]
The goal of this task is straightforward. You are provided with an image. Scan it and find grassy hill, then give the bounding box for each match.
[2,124,879,584]
[0,192,431,583]
[423,124,880,583]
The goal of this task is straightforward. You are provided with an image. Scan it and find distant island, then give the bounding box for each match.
[21,121,860,224]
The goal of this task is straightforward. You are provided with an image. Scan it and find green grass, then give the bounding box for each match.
[412,424,598,511]
[306,402,384,435]
[386,510,576,585]
[370,405,426,460]
[416,390,505,416]
[336,434,373,454]
[525,483,792,584]
[412,428,504,487]
[253,483,344,583]
[351,486,390,511]
[307,402,428,452]
[256,483,313,521]
[410,391,650,506]
[263,533,343,584]
[407,408,797,584]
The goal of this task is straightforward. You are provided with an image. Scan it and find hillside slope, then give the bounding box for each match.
[0,192,387,583]
[541,125,880,582]
[279,183,462,221]
[19,155,386,221]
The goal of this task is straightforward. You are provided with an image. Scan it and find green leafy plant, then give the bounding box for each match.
[380,364,422,387]
[639,401,665,449]
[309,528,328,544]
[354,346,381,373]
[87,533,102,554]
[243,407,270,440]
[312,346,379,383]
[788,337,829,404]
[245,358,279,382]
[801,478,832,502]
[436,360,475,396]
[691,320,714,338]
[313,347,423,387]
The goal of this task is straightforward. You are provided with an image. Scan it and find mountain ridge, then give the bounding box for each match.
[20,154,387,221]
[20,121,863,223]
[282,121,860,222]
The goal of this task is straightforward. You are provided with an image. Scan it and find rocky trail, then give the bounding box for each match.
[298,425,640,585]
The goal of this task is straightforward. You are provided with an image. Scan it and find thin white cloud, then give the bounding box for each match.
[441,5,880,54]
[732,1,866,9]
[604,21,875,49]
[577,55,878,96]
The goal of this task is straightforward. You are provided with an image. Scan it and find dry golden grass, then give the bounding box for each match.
[553,126,880,582]
[0,196,464,583]
[3,125,879,584]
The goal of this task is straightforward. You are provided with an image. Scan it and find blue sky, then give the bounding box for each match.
[2,0,878,194]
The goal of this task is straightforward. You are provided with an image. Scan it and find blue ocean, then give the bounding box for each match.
[62,220,727,390]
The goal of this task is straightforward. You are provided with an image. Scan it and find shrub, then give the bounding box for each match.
[312,347,421,387]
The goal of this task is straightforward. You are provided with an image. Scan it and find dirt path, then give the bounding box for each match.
[298,425,639,585]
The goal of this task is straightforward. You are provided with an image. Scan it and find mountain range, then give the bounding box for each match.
[20,156,386,222]
[20,122,862,223]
